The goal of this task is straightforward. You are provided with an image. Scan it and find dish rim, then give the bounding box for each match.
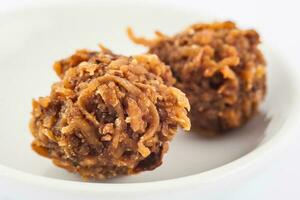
[0,0,300,194]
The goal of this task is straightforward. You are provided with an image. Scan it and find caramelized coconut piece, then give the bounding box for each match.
[128,21,266,133]
[30,50,190,180]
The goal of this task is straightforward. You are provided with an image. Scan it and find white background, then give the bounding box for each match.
[0,0,300,199]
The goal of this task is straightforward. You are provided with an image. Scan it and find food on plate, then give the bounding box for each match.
[29,48,190,179]
[128,21,266,133]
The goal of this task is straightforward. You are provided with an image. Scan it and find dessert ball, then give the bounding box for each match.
[128,21,266,133]
[30,50,190,179]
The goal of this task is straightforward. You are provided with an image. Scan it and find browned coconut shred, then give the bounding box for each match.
[30,48,190,180]
[128,21,266,134]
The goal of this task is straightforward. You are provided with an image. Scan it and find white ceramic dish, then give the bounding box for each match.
[0,0,300,199]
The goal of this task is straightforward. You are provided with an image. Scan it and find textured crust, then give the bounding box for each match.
[30,49,190,179]
[128,21,266,133]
